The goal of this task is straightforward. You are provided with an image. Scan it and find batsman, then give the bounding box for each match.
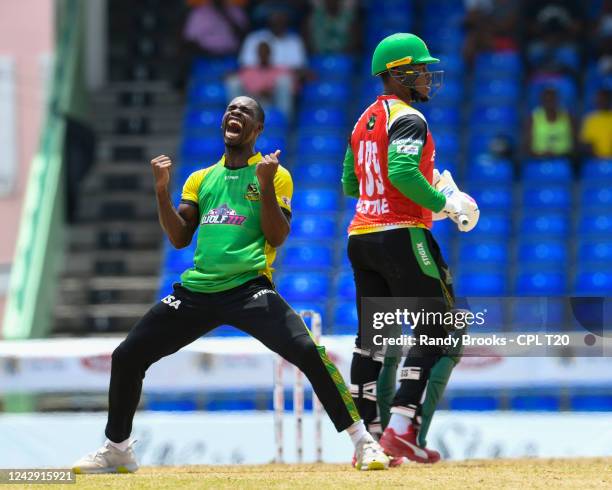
[342,33,479,464]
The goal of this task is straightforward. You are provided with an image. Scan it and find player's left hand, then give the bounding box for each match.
[256,149,281,187]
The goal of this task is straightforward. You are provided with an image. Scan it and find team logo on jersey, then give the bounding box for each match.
[245,183,260,201]
[200,204,246,226]
[367,114,377,131]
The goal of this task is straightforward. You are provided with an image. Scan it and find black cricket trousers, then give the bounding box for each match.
[105,276,360,442]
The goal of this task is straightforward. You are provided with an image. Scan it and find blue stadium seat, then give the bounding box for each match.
[290,214,337,240]
[459,240,509,266]
[430,78,462,104]
[298,135,346,157]
[432,130,460,155]
[182,136,225,160]
[281,245,333,269]
[184,109,224,132]
[310,55,354,76]
[298,108,347,129]
[263,108,288,131]
[474,51,522,76]
[422,106,461,126]
[302,81,351,103]
[475,78,520,104]
[188,82,227,106]
[522,185,571,209]
[508,298,566,331]
[578,239,612,263]
[524,159,572,182]
[276,273,331,301]
[463,298,505,332]
[470,186,513,210]
[292,162,342,186]
[468,213,512,239]
[518,240,568,264]
[515,271,567,295]
[292,189,339,212]
[164,246,196,273]
[158,274,176,298]
[510,394,561,411]
[336,271,356,301]
[191,56,238,80]
[574,270,612,295]
[333,301,358,335]
[255,135,286,154]
[471,105,519,127]
[581,184,612,209]
[578,213,612,235]
[456,271,507,296]
[582,158,612,181]
[467,157,513,183]
[431,217,454,240]
[520,213,569,236]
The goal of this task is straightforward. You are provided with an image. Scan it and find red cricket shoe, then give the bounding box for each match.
[379,426,441,464]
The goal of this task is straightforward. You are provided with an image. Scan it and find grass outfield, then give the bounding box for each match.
[13,458,612,489]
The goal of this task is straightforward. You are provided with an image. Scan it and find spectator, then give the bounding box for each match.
[580,88,612,159]
[226,41,294,117]
[183,0,249,56]
[238,10,308,71]
[305,0,359,55]
[525,86,576,159]
[524,0,584,75]
[230,9,309,118]
[462,0,519,67]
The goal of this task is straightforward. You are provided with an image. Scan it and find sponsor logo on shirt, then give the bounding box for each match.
[245,183,260,201]
[200,204,247,226]
[397,144,420,155]
[281,196,291,207]
[391,138,424,146]
[367,114,377,131]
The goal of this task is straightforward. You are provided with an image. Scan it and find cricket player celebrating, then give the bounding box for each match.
[342,34,479,464]
[73,96,389,473]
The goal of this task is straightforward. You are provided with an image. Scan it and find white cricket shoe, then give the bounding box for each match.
[72,440,139,474]
[354,437,390,471]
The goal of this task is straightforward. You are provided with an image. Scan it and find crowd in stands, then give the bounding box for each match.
[167,0,612,331]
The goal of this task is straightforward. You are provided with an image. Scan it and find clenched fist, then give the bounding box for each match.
[151,155,172,191]
[256,149,281,189]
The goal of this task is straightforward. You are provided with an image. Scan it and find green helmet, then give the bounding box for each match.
[371,33,440,76]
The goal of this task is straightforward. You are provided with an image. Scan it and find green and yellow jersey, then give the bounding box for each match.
[179,152,293,293]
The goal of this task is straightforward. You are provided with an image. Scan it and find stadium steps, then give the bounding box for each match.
[67,222,161,251]
[52,80,182,336]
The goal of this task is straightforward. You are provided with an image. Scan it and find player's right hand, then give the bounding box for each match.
[151,154,172,190]
[437,170,479,232]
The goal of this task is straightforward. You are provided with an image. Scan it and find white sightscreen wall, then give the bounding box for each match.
[0,56,17,197]
[0,56,17,196]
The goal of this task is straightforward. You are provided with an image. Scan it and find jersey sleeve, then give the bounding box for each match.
[341,144,359,198]
[181,169,206,205]
[274,166,293,215]
[387,115,446,213]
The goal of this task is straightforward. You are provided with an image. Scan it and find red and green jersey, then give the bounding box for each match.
[342,95,446,235]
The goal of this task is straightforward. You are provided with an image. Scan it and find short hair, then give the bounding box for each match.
[252,98,265,124]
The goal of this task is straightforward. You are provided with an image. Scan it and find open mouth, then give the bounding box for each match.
[224,117,244,139]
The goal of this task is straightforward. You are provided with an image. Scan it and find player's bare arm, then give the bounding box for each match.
[151,155,199,249]
[257,149,290,248]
